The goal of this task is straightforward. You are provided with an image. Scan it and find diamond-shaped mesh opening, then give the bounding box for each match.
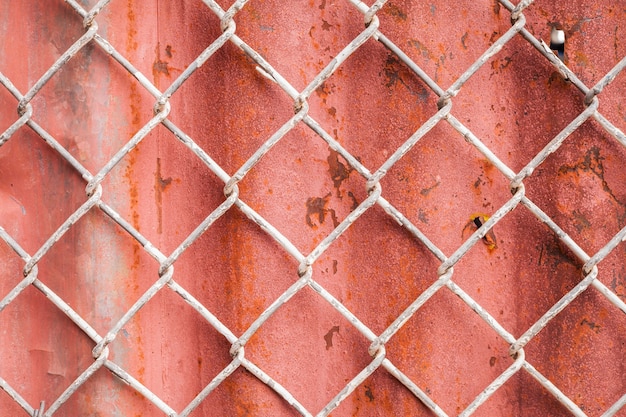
[387,288,513,416]
[33,209,157,335]
[526,289,626,415]
[380,121,513,254]
[172,207,297,335]
[315,205,439,334]
[31,44,103,168]
[245,287,373,413]
[376,0,508,87]
[107,287,234,412]
[166,40,295,175]
[454,34,586,173]
[0,130,87,254]
[108,127,230,254]
[0,287,96,408]
[235,124,368,254]
[234,0,364,91]
[525,119,626,254]
[453,206,585,335]
[32,43,158,173]
[307,38,440,171]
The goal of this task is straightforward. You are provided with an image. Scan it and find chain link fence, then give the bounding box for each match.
[0,0,625,415]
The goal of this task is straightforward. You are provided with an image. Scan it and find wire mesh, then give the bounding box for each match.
[0,0,625,416]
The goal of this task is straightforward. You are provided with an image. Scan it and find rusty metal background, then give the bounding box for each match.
[0,0,625,416]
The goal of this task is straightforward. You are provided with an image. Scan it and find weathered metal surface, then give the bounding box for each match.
[0,0,624,416]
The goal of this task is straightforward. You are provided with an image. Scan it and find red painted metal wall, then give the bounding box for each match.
[0,1,625,416]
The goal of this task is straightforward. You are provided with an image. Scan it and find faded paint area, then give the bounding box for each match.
[1,0,625,416]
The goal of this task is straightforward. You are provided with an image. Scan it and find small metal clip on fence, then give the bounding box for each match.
[0,0,625,415]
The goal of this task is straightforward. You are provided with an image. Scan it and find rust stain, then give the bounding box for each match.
[225,213,265,337]
[381,54,430,101]
[152,43,181,87]
[124,1,145,391]
[558,146,626,222]
[409,39,435,61]
[154,157,172,235]
[323,325,340,350]
[494,121,505,137]
[489,55,513,75]
[492,0,501,16]
[572,50,589,67]
[418,208,429,224]
[383,3,407,22]
[305,192,339,228]
[153,58,171,77]
[126,92,141,233]
[488,31,499,44]
[315,80,335,104]
[347,191,359,210]
[580,318,601,334]
[420,175,440,196]
[223,371,261,416]
[165,44,173,58]
[353,381,394,414]
[125,103,141,289]
[152,44,169,86]
[568,16,601,36]
[126,0,137,52]
[461,31,469,50]
[571,209,591,232]
[472,160,496,210]
[327,148,352,193]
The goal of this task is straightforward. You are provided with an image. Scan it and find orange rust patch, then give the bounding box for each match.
[154,157,172,235]
[462,213,497,251]
[152,43,182,87]
[315,80,335,103]
[383,3,407,22]
[222,371,261,416]
[126,0,137,52]
[480,158,495,178]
